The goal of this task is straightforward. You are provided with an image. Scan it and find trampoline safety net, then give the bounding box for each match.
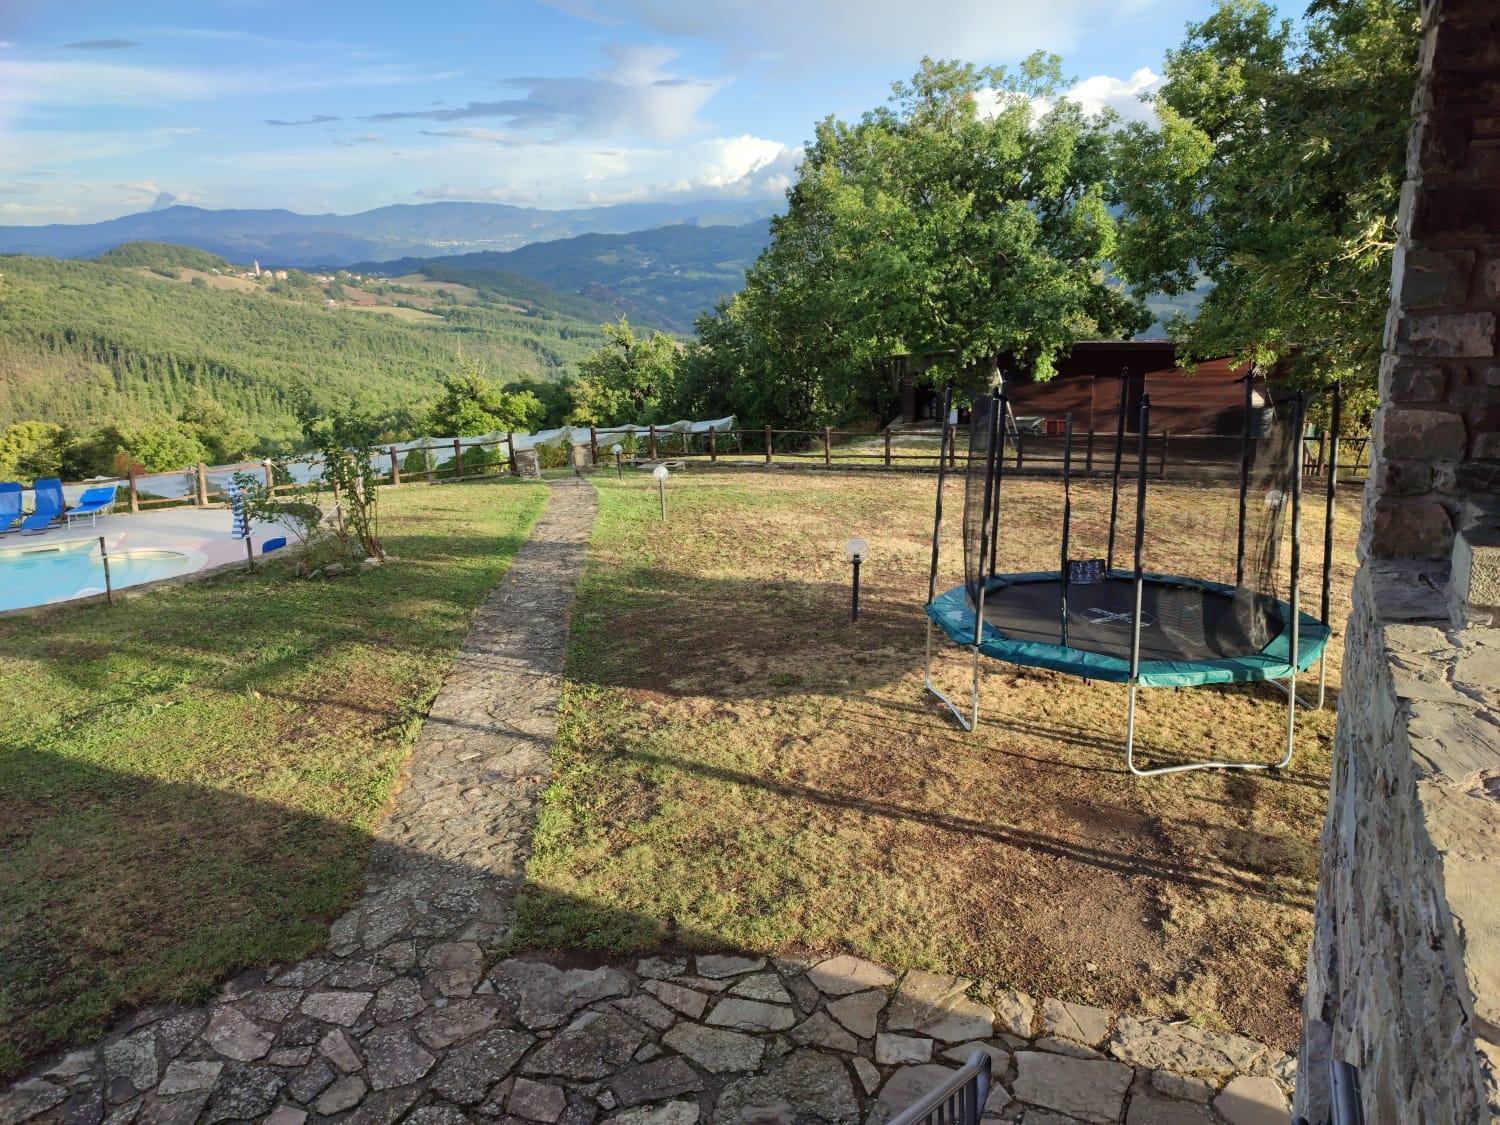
[954,376,1310,674]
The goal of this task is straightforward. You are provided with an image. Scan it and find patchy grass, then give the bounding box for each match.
[518,469,1358,1051]
[0,479,546,1079]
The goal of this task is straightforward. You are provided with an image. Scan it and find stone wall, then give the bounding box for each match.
[1297,0,1500,1121]
[1363,0,1500,561]
[1297,562,1499,1122]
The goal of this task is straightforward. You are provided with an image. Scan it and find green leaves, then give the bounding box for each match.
[1113,0,1419,391]
[688,55,1150,426]
[571,317,682,426]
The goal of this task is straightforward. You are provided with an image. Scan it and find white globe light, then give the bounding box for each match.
[611,443,623,455]
[653,465,669,481]
[844,536,868,562]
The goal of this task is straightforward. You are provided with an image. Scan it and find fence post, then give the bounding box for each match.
[389,447,400,486]
[1016,431,1025,472]
[823,427,832,466]
[590,426,599,466]
[884,430,892,468]
[649,425,658,461]
[708,426,717,462]
[99,535,114,606]
[1159,430,1169,479]
[262,460,274,492]
[195,463,209,507]
[1317,429,1327,476]
[454,439,464,481]
[1086,428,1095,473]
[423,443,434,483]
[765,426,773,465]
[507,433,516,475]
[128,471,140,513]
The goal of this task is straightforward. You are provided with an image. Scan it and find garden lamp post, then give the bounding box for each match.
[653,464,669,521]
[844,537,868,621]
[611,443,623,480]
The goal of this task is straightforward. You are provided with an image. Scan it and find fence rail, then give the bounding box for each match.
[39,421,1367,510]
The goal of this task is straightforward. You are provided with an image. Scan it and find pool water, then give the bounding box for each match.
[0,539,196,611]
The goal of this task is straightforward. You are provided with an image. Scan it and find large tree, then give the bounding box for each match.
[684,55,1151,427]
[1113,0,1420,401]
[569,318,681,425]
[425,359,543,436]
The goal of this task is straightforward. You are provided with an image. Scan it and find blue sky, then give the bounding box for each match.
[0,0,1223,225]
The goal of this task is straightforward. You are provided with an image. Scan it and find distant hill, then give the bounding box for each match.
[364,221,772,333]
[0,250,620,445]
[95,242,233,273]
[0,200,778,268]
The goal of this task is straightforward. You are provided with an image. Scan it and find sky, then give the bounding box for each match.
[0,0,1223,226]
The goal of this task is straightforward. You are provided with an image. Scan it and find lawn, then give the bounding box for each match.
[517,468,1360,1051]
[0,478,546,1080]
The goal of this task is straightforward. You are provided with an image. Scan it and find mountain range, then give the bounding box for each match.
[0,200,776,267]
[363,220,772,333]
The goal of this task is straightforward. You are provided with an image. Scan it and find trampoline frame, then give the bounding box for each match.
[923,374,1342,776]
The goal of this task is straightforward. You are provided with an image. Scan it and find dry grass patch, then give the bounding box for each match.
[519,469,1359,1051]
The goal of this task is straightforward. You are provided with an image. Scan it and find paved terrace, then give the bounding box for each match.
[1,481,1293,1125]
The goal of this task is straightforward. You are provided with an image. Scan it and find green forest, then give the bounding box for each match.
[0,251,610,463]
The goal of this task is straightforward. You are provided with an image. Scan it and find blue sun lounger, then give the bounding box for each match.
[66,485,117,527]
[0,482,22,534]
[20,477,65,534]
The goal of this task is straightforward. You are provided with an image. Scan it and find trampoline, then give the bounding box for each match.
[923,371,1341,776]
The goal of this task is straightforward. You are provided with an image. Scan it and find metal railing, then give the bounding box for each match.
[885,1049,992,1125]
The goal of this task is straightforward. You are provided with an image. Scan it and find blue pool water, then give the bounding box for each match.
[0,539,196,612]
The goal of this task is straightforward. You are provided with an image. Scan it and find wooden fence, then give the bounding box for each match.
[77,422,1366,514]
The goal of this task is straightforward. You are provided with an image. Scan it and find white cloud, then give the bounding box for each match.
[416,133,797,207]
[0,59,221,108]
[362,44,721,143]
[1063,67,1161,123]
[542,0,1159,66]
[973,68,1162,125]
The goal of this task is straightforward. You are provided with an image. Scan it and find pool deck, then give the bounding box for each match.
[0,507,284,567]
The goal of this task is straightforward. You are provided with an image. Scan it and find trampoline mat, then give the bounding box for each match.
[979,576,1282,665]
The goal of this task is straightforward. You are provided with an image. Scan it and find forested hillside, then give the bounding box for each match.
[365,221,771,332]
[0,253,610,446]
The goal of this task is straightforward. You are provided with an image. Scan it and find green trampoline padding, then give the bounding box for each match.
[926,571,1330,688]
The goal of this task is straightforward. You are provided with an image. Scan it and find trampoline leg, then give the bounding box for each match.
[1125,681,1143,775]
[1316,652,1328,710]
[969,645,983,733]
[1280,670,1297,769]
[1126,678,1299,777]
[924,618,975,733]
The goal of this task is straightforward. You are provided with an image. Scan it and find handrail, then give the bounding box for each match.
[886,1050,991,1125]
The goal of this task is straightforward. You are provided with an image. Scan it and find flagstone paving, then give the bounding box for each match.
[0,479,1296,1125]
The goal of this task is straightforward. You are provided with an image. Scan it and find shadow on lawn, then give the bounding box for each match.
[613,745,1313,910]
[2,751,807,1087]
[567,562,1337,784]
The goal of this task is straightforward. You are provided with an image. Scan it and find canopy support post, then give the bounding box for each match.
[1105,368,1129,572]
[988,385,1008,579]
[1235,372,1255,586]
[1060,413,1074,649]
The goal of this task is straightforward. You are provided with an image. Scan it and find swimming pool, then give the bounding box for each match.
[0,539,198,612]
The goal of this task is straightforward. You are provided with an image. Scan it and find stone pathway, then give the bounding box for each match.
[0,478,1295,1125]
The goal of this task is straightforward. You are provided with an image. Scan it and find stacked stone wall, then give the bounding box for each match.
[1298,0,1500,1121]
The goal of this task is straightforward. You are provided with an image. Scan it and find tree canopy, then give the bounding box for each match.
[1112,0,1419,396]
[680,56,1152,427]
[569,318,682,425]
[425,361,544,436]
